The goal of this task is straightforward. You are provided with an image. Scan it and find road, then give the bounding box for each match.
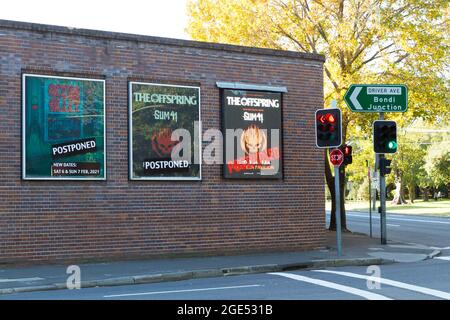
[1,211,449,300]
[1,258,450,300]
[327,211,450,248]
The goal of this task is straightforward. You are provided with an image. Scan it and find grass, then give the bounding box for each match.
[326,199,450,217]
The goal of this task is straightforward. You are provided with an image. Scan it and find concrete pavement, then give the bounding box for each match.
[0,230,438,296]
[334,211,450,248]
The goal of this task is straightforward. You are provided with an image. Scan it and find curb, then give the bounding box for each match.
[427,249,441,260]
[0,257,394,296]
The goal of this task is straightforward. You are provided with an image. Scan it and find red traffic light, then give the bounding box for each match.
[342,144,352,165]
[318,113,335,124]
[344,145,352,155]
[327,114,335,123]
[315,108,342,148]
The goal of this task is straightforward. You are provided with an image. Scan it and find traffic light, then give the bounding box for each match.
[373,120,397,154]
[380,158,392,176]
[315,108,342,148]
[343,145,352,165]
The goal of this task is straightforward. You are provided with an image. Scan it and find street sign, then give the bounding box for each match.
[330,149,344,166]
[344,84,408,113]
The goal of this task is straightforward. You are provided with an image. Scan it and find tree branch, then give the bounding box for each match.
[324,66,340,92]
[352,42,396,72]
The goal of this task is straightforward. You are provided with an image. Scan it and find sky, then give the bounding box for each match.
[0,0,191,40]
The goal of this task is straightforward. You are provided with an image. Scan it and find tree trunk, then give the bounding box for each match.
[408,182,415,203]
[391,169,407,205]
[325,107,348,232]
[325,149,348,231]
[325,149,336,230]
[422,187,429,201]
[339,165,347,231]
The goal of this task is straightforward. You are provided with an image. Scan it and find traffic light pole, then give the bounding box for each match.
[367,160,373,238]
[334,164,343,256]
[379,154,387,244]
[379,112,387,245]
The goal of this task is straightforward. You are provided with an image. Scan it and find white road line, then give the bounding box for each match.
[435,257,450,261]
[0,277,44,283]
[388,244,430,249]
[387,224,400,227]
[346,213,450,225]
[103,284,262,298]
[269,272,391,300]
[314,270,450,300]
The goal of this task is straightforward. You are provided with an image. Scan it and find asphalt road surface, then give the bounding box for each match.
[1,258,450,300]
[1,211,448,300]
[327,211,450,248]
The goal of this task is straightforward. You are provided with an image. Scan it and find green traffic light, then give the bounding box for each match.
[388,141,397,149]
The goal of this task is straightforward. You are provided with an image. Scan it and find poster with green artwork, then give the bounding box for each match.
[129,82,201,180]
[22,74,106,180]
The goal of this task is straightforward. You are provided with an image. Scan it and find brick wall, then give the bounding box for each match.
[0,20,325,264]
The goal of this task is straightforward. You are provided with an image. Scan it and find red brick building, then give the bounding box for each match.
[0,20,325,264]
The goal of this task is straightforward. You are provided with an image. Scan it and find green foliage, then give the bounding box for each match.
[187,0,450,132]
[187,0,449,200]
[425,140,450,188]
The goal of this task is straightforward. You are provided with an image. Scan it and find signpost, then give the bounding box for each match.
[344,84,407,246]
[330,148,344,256]
[344,84,408,113]
[367,160,373,238]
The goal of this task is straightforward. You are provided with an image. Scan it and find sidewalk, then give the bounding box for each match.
[0,231,439,295]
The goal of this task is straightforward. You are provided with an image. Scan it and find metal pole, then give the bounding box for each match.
[372,157,378,212]
[372,186,377,211]
[334,164,342,256]
[367,160,372,238]
[379,112,387,244]
[380,154,387,244]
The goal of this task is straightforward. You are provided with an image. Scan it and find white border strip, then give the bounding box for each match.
[104,284,261,298]
[435,257,450,261]
[128,82,202,181]
[269,272,391,300]
[22,73,106,181]
[216,81,287,93]
[0,277,44,283]
[314,270,450,300]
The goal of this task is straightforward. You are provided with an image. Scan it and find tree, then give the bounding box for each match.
[187,0,450,229]
[388,137,426,204]
[401,119,450,201]
[425,140,450,190]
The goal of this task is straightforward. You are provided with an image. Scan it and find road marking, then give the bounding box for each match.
[387,224,400,227]
[103,284,262,298]
[388,244,429,249]
[435,256,450,261]
[269,272,391,300]
[388,243,450,251]
[314,270,450,300]
[0,277,44,283]
[431,246,450,250]
[346,213,450,225]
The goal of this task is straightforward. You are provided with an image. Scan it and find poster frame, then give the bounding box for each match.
[221,88,284,179]
[22,73,107,181]
[128,81,202,181]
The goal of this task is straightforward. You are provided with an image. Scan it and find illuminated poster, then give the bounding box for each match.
[129,82,201,180]
[22,74,106,180]
[222,89,282,179]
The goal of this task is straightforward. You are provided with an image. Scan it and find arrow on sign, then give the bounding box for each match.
[350,86,362,110]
